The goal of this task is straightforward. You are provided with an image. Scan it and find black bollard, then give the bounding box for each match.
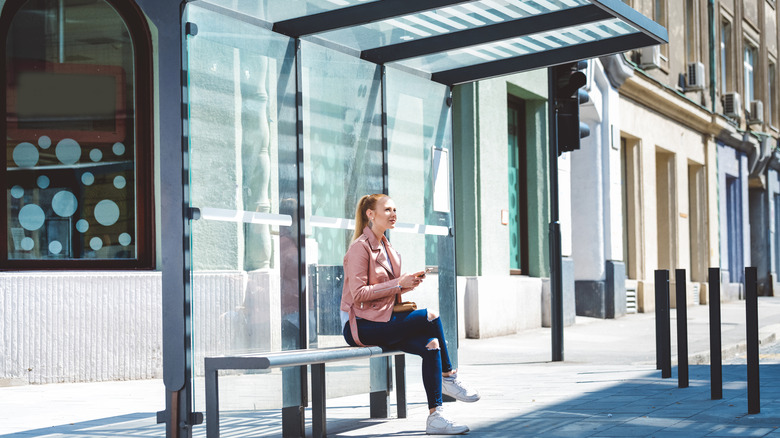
[745,267,760,414]
[655,270,671,378]
[675,269,689,388]
[708,267,722,400]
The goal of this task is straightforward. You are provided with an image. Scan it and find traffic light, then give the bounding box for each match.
[552,61,590,154]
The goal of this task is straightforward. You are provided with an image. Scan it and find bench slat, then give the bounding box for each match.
[205,346,394,370]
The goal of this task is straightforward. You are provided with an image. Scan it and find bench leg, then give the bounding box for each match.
[205,364,220,438]
[369,356,391,418]
[311,363,326,438]
[394,354,407,418]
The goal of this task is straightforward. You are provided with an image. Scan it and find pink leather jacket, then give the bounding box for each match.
[341,226,414,345]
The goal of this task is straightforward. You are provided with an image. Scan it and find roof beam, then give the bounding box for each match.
[361,4,612,64]
[272,0,472,37]
[431,32,656,86]
[591,0,668,45]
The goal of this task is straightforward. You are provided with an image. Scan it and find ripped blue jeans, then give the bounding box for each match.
[343,308,453,409]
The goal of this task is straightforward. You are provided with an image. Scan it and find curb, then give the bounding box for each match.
[687,323,780,365]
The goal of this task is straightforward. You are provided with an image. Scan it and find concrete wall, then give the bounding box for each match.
[1,272,163,385]
[617,80,710,310]
[460,275,543,339]
[0,270,286,384]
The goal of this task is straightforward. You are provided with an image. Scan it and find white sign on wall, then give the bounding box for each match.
[432,147,450,213]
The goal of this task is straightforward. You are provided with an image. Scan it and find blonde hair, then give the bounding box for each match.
[353,194,388,242]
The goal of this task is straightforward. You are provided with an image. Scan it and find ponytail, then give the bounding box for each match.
[352,194,387,242]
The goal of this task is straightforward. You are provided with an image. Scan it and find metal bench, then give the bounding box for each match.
[205,346,407,437]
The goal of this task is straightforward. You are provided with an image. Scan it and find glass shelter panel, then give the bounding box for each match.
[5,0,139,263]
[385,68,458,361]
[301,40,384,396]
[186,4,299,415]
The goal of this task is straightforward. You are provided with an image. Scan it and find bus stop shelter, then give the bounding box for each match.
[123,1,669,436]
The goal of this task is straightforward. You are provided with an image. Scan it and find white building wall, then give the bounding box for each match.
[572,60,609,281]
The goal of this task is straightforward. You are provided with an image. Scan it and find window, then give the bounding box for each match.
[720,18,733,94]
[744,43,757,104]
[685,0,697,63]
[653,0,668,63]
[1,0,154,269]
[770,62,777,127]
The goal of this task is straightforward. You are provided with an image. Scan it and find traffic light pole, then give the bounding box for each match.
[548,67,564,362]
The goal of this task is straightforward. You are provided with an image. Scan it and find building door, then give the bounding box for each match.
[507,97,528,274]
[776,194,780,281]
[726,176,744,283]
[688,164,707,283]
[655,150,677,271]
[621,137,643,280]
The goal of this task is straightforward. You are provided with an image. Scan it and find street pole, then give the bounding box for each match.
[548,67,563,362]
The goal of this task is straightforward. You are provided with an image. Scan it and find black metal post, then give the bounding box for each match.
[708,267,722,400]
[675,269,689,388]
[548,67,563,362]
[745,267,760,414]
[654,270,671,378]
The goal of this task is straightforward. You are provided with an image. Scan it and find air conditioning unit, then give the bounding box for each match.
[748,100,764,124]
[723,92,742,119]
[639,45,661,70]
[686,62,705,90]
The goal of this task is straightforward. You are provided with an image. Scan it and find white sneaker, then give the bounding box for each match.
[442,372,480,403]
[426,406,469,435]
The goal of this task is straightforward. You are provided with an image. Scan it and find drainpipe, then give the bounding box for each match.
[709,0,717,112]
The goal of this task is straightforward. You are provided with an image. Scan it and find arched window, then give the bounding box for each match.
[1,0,153,269]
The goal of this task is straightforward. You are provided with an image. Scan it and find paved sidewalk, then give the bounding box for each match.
[3,296,780,437]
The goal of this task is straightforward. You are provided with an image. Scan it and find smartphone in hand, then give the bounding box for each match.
[416,267,434,278]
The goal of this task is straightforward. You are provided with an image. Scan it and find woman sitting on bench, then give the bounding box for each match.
[341,193,480,435]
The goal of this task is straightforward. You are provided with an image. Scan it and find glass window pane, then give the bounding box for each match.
[770,63,776,126]
[6,0,137,261]
[720,19,732,93]
[744,44,755,103]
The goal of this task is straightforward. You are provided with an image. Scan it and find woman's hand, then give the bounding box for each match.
[398,272,425,289]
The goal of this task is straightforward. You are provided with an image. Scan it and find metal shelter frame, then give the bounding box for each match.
[118,0,668,436]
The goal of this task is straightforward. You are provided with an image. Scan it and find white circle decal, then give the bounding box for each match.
[113,142,126,156]
[119,233,132,246]
[49,240,63,254]
[21,237,35,251]
[52,191,78,217]
[94,200,120,226]
[81,172,95,186]
[13,142,39,168]
[55,138,81,165]
[11,185,24,198]
[38,136,52,149]
[90,148,102,162]
[114,176,126,189]
[37,175,50,189]
[18,204,45,230]
[76,219,89,233]
[90,237,103,251]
